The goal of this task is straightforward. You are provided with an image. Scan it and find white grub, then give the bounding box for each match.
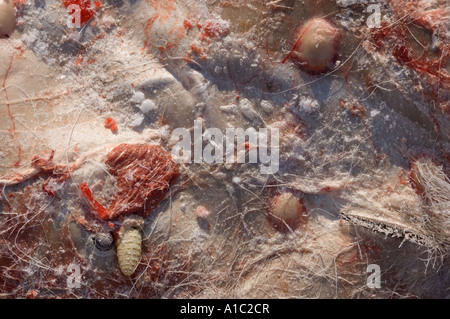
[0,0,15,37]
[116,217,144,277]
[139,99,157,113]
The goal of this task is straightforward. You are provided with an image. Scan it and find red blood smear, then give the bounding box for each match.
[201,21,230,39]
[183,19,192,30]
[110,123,118,132]
[375,24,449,85]
[63,0,97,27]
[42,183,56,197]
[143,14,160,48]
[321,186,332,193]
[104,117,118,132]
[190,44,207,60]
[79,182,110,219]
[26,290,39,299]
[104,117,115,128]
[393,45,412,65]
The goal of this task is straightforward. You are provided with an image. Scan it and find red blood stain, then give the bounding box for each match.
[200,20,230,40]
[104,117,115,127]
[190,44,207,60]
[242,141,258,151]
[397,170,409,185]
[146,0,176,22]
[321,186,332,193]
[183,19,192,30]
[392,43,449,84]
[42,183,56,197]
[143,14,160,49]
[79,182,110,219]
[74,55,82,65]
[110,123,118,132]
[104,117,118,132]
[369,19,450,112]
[31,150,72,197]
[26,290,39,299]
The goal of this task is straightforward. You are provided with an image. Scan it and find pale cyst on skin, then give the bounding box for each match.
[271,193,303,228]
[292,18,340,73]
[0,0,15,37]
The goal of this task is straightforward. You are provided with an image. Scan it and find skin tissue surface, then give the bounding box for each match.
[0,0,449,299]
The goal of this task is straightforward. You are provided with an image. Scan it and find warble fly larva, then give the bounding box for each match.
[116,216,144,277]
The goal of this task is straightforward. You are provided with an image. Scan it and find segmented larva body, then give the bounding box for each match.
[117,217,144,276]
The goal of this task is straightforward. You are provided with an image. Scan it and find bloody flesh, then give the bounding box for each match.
[79,144,179,220]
